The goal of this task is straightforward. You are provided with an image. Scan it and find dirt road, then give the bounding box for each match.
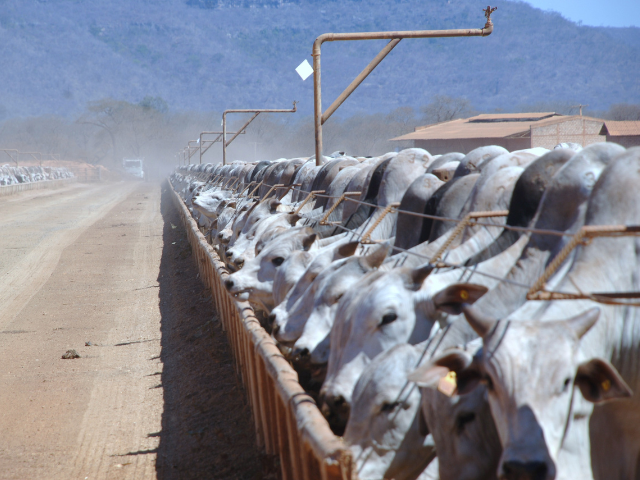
[0,182,264,479]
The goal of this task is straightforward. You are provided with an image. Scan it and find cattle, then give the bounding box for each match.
[170,143,638,480]
[412,147,639,480]
[344,343,437,480]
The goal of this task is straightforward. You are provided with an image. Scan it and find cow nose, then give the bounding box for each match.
[268,313,276,325]
[292,347,310,361]
[224,279,234,291]
[234,257,244,268]
[502,461,548,480]
[323,394,346,409]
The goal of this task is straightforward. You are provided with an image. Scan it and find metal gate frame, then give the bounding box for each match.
[312,6,497,165]
[222,102,298,165]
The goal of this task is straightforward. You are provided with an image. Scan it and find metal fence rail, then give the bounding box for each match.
[169,182,353,480]
[0,177,76,197]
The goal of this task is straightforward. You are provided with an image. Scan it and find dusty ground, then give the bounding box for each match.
[0,181,265,479]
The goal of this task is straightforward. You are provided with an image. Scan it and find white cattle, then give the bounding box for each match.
[283,243,391,363]
[345,343,437,480]
[271,240,360,310]
[225,226,318,312]
[318,254,492,428]
[412,147,640,480]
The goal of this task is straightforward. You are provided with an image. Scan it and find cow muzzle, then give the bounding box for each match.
[500,460,550,480]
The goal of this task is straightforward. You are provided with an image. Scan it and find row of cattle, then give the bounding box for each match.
[0,165,74,186]
[171,142,639,480]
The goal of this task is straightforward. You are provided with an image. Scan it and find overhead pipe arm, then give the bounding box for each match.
[312,6,496,165]
[222,101,298,165]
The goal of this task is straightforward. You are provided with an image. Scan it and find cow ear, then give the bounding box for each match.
[337,241,359,258]
[575,358,632,403]
[433,283,488,315]
[408,349,481,396]
[287,213,301,226]
[226,200,237,209]
[418,407,430,437]
[361,242,392,270]
[302,233,317,251]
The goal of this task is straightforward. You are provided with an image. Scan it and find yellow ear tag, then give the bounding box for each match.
[459,290,469,300]
[601,379,611,392]
[438,371,457,397]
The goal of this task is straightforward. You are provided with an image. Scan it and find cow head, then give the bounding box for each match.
[225,227,317,312]
[290,242,391,366]
[409,337,502,480]
[344,344,436,480]
[411,302,631,480]
[270,240,360,344]
[319,265,486,431]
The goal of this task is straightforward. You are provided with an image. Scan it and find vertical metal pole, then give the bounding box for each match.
[313,42,323,167]
[222,112,227,166]
[199,133,203,165]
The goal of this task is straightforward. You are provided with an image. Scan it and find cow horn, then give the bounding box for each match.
[567,307,600,339]
[411,263,435,287]
[361,242,391,269]
[462,305,496,337]
[302,233,317,251]
[337,241,359,258]
[287,213,301,225]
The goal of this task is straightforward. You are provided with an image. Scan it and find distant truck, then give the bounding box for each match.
[122,158,145,179]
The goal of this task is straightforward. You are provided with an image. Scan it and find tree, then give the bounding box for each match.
[420,95,474,125]
[606,103,640,121]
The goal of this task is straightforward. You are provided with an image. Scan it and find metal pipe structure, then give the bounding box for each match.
[222,101,298,165]
[19,152,43,166]
[187,140,200,163]
[199,130,245,164]
[312,6,497,165]
[0,149,19,166]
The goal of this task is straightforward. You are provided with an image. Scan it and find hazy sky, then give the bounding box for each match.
[524,0,639,28]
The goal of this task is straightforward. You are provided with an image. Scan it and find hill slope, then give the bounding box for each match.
[0,0,638,119]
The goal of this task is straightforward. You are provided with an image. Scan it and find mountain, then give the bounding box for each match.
[0,0,638,120]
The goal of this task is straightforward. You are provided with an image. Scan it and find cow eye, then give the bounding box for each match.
[380,312,398,326]
[455,412,476,434]
[562,377,571,392]
[272,257,285,266]
[380,401,400,413]
[483,375,494,391]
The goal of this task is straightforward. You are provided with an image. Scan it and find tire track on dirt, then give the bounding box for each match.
[0,183,137,330]
[66,186,164,480]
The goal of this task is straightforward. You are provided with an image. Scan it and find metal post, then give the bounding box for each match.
[312,6,496,165]
[20,152,42,165]
[0,149,19,166]
[188,140,200,163]
[199,131,245,164]
[222,101,297,165]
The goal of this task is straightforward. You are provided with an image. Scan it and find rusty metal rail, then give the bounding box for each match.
[169,182,352,480]
[527,224,640,302]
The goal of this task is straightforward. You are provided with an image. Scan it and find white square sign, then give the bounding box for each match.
[296,59,314,81]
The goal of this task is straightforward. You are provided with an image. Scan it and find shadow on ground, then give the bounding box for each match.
[154,185,278,479]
